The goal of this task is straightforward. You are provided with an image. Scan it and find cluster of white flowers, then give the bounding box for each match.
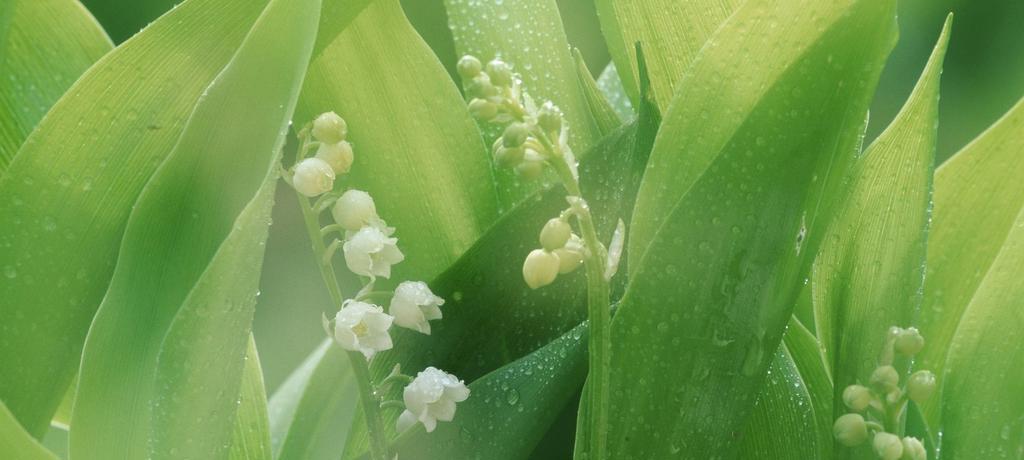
[833,326,935,460]
[289,112,469,436]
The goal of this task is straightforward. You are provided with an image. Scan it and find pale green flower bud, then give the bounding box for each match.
[502,122,530,148]
[895,327,925,356]
[537,102,563,132]
[832,413,868,447]
[292,158,335,197]
[466,73,498,98]
[457,55,482,79]
[486,59,513,87]
[312,111,348,144]
[315,140,354,174]
[523,249,560,289]
[873,432,904,460]
[540,218,572,251]
[842,384,872,412]
[494,145,525,168]
[870,365,899,392]
[515,160,544,180]
[332,189,379,231]
[468,98,498,121]
[907,370,936,403]
[902,437,927,460]
[554,234,584,274]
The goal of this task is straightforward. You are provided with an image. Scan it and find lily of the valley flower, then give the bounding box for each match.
[343,225,404,279]
[332,189,382,232]
[390,281,444,334]
[312,111,348,144]
[523,249,560,289]
[292,157,335,197]
[315,140,354,174]
[396,367,470,433]
[333,300,394,360]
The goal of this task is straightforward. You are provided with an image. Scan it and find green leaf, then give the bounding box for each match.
[296,0,499,284]
[596,62,634,123]
[811,15,949,427]
[608,0,896,456]
[229,337,273,460]
[69,0,320,458]
[388,323,588,459]
[0,0,272,438]
[0,402,58,460]
[572,49,622,137]
[0,0,112,173]
[593,0,740,111]
[443,0,602,208]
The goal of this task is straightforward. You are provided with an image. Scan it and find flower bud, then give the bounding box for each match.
[468,98,498,121]
[832,413,868,447]
[540,218,572,251]
[486,59,513,87]
[907,370,936,403]
[292,158,335,197]
[554,234,584,274]
[502,122,530,148]
[873,432,904,460]
[332,189,379,231]
[537,102,563,132]
[902,437,927,460]
[466,73,498,98]
[870,365,899,392]
[842,385,872,412]
[523,249,560,289]
[494,146,525,168]
[312,111,347,144]
[457,55,482,79]
[315,140,354,174]
[515,160,544,180]
[895,327,925,356]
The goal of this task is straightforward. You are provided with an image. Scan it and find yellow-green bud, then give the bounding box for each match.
[870,365,900,392]
[902,437,927,460]
[468,98,498,121]
[895,327,925,356]
[502,122,530,148]
[486,59,513,87]
[540,218,572,251]
[292,158,335,197]
[331,189,378,231]
[515,160,544,180]
[523,249,560,289]
[873,432,904,460]
[907,370,936,403]
[554,234,584,274]
[466,73,497,98]
[312,111,348,144]
[494,146,525,168]
[842,384,872,412]
[832,413,868,447]
[315,140,354,174]
[457,55,482,79]
[537,102,563,132]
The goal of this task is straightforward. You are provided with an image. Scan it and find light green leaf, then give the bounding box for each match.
[811,16,949,432]
[296,0,499,283]
[596,62,634,123]
[229,337,273,460]
[593,0,740,110]
[572,49,622,137]
[0,0,112,173]
[444,0,601,208]
[0,0,271,438]
[609,0,896,456]
[0,402,58,460]
[389,323,588,459]
[69,0,320,458]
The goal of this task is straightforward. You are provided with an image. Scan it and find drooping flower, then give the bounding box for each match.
[539,217,571,251]
[396,367,470,433]
[332,189,382,232]
[832,413,868,447]
[842,384,872,412]
[343,225,404,278]
[292,158,335,197]
[873,432,904,460]
[907,370,936,403]
[332,300,394,360]
[902,437,927,460]
[315,141,354,174]
[312,111,348,144]
[523,249,560,289]
[390,281,444,334]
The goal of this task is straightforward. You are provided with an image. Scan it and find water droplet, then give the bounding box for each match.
[505,388,520,405]
[3,266,16,279]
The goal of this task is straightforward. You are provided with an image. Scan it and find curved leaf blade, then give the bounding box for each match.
[230,337,273,460]
[0,402,58,460]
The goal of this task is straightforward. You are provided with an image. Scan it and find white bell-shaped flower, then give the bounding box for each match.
[312,111,348,144]
[390,281,444,334]
[315,141,354,174]
[523,249,560,289]
[292,158,335,197]
[333,300,394,360]
[343,225,404,278]
[396,367,470,433]
[332,190,382,232]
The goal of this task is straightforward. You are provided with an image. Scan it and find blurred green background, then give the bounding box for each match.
[43,0,1024,454]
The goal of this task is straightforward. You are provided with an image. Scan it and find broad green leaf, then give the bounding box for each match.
[0,402,58,460]
[0,0,112,173]
[572,49,622,137]
[596,62,634,123]
[296,0,499,284]
[811,16,949,433]
[269,341,359,460]
[443,0,602,208]
[918,97,1024,430]
[388,323,588,459]
[0,0,271,437]
[609,0,896,457]
[70,0,320,458]
[230,337,273,460]
[594,0,740,110]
